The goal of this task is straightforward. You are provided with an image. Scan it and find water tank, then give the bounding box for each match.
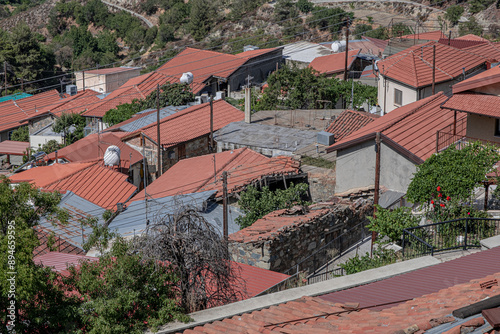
[66,85,77,96]
[104,145,121,166]
[180,72,194,84]
[331,41,346,53]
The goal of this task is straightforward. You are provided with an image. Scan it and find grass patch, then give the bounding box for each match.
[301,156,335,169]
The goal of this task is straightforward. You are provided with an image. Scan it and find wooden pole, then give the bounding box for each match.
[344,18,350,81]
[372,132,381,256]
[156,84,162,177]
[432,45,436,95]
[210,95,214,152]
[222,171,228,240]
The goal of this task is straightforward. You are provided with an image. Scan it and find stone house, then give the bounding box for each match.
[74,67,141,94]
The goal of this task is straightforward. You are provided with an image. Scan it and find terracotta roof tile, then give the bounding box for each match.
[437,38,487,49]
[457,34,488,41]
[45,131,143,166]
[327,93,464,162]
[9,161,137,209]
[0,89,64,133]
[33,227,85,257]
[326,109,378,141]
[463,41,500,62]
[33,89,100,119]
[453,64,500,94]
[156,47,279,90]
[378,41,486,88]
[0,140,30,155]
[129,100,244,149]
[441,92,500,118]
[229,207,330,243]
[399,30,446,41]
[132,147,299,200]
[309,49,360,75]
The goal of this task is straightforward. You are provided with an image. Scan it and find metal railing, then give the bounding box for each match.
[307,267,346,285]
[402,218,500,259]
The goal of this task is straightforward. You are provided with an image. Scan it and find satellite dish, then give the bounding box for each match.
[180,72,194,84]
[104,145,121,166]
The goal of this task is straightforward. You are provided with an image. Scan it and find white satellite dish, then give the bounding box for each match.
[180,72,194,85]
[104,145,121,166]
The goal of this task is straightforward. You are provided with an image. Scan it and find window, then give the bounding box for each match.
[394,89,403,106]
[495,119,500,137]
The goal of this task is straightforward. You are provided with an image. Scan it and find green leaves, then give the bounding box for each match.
[236,183,310,229]
[367,205,420,244]
[339,248,396,275]
[407,141,500,205]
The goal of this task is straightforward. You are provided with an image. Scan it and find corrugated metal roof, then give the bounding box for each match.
[0,92,32,103]
[283,41,332,63]
[379,41,487,88]
[38,191,106,249]
[442,92,500,118]
[116,105,188,132]
[213,121,317,152]
[309,49,361,75]
[124,99,244,149]
[0,140,30,155]
[319,246,500,309]
[131,147,300,201]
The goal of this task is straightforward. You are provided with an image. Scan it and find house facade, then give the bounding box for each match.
[75,67,141,94]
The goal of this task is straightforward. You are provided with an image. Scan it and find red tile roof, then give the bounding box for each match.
[80,67,139,75]
[457,34,488,41]
[437,37,486,49]
[349,37,387,56]
[362,36,389,51]
[309,49,360,76]
[230,208,330,243]
[34,251,97,272]
[123,100,244,148]
[399,30,446,41]
[442,92,500,118]
[34,90,101,119]
[0,140,30,155]
[9,161,137,209]
[182,247,500,333]
[327,93,466,162]
[453,65,500,94]
[132,147,300,201]
[463,41,500,62]
[33,227,85,257]
[45,132,143,166]
[156,47,279,90]
[325,110,378,141]
[0,89,64,133]
[378,41,487,88]
[82,71,181,118]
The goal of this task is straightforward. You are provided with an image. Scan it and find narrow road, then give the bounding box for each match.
[100,0,154,28]
[310,0,444,13]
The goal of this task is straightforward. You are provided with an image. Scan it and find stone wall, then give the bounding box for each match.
[229,202,372,274]
[29,115,55,135]
[306,166,336,203]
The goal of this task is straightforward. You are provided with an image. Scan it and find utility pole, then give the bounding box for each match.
[432,45,436,95]
[210,95,214,152]
[343,18,350,81]
[156,84,162,177]
[222,171,228,240]
[372,132,381,257]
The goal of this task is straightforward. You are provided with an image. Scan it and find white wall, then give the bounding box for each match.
[378,75,418,114]
[335,140,417,194]
[30,134,63,150]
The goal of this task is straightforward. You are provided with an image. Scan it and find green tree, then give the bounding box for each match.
[189,0,215,41]
[52,112,86,145]
[367,205,420,244]
[365,26,389,40]
[236,183,310,229]
[445,5,464,26]
[459,17,484,36]
[76,0,109,26]
[307,7,353,38]
[10,125,29,142]
[339,248,397,275]
[406,141,500,205]
[38,139,63,154]
[354,24,372,39]
[296,0,313,13]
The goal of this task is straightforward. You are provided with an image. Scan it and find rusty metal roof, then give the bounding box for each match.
[319,246,500,310]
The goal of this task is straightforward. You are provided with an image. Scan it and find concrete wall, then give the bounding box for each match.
[75,68,141,93]
[30,134,63,149]
[216,141,296,157]
[335,140,416,194]
[466,114,500,144]
[28,115,55,135]
[378,75,417,114]
[229,204,370,273]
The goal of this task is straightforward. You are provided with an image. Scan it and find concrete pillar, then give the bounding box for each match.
[244,87,251,124]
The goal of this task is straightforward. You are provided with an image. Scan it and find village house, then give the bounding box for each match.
[74,66,141,94]
[325,109,379,142]
[121,100,244,178]
[156,47,283,97]
[282,41,332,68]
[309,49,364,79]
[377,41,487,114]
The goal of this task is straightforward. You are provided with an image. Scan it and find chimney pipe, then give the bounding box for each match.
[244,87,251,124]
[55,150,58,164]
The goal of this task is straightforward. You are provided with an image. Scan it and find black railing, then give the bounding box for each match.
[402,218,500,259]
[307,267,346,285]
